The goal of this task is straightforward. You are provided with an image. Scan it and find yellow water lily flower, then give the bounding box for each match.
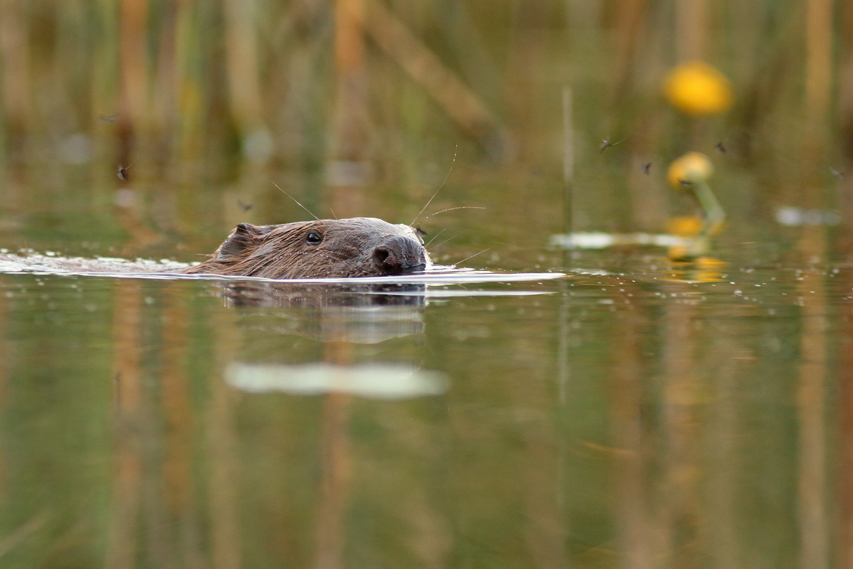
[664,61,733,116]
[664,254,726,282]
[666,215,704,237]
[666,215,725,237]
[667,152,713,190]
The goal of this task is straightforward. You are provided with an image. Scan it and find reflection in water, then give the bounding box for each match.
[219,281,427,309]
[4,251,853,568]
[226,362,447,399]
[107,280,145,569]
[219,281,427,344]
[796,228,828,569]
[208,302,242,569]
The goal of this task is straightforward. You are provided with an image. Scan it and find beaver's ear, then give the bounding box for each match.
[215,223,265,261]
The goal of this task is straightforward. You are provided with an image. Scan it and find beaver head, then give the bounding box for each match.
[185,217,430,279]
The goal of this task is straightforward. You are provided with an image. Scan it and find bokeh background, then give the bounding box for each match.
[1,0,852,261]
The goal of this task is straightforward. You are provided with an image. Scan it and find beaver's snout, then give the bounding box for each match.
[373,235,428,274]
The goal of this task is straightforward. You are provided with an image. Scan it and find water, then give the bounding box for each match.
[0,226,848,568]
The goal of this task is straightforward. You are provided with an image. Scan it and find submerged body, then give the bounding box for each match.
[184,217,430,279]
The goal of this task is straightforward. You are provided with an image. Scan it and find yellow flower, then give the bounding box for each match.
[667,152,713,190]
[664,61,733,116]
[667,215,725,238]
[666,215,704,237]
[664,256,725,283]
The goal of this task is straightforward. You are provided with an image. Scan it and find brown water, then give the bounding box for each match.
[0,171,849,569]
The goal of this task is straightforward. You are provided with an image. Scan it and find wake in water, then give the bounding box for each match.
[0,250,564,285]
[0,250,188,276]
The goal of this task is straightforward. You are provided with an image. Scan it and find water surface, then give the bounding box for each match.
[0,229,849,569]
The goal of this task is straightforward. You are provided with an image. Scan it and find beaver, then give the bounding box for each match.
[183,217,430,279]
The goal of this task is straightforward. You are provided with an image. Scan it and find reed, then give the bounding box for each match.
[0,0,843,205]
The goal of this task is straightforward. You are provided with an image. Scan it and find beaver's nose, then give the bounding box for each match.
[373,236,427,274]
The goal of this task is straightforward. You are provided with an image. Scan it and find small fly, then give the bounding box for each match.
[116,162,134,182]
[599,137,624,153]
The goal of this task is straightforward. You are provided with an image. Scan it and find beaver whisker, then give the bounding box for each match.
[456,248,489,267]
[272,183,319,220]
[432,235,456,249]
[411,145,457,227]
[425,228,445,247]
[423,206,486,221]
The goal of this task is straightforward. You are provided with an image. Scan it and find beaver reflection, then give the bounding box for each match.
[219,281,427,343]
[221,281,426,309]
[185,217,430,279]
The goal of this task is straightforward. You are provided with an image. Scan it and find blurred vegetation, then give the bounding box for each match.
[0,0,849,171]
[0,0,851,255]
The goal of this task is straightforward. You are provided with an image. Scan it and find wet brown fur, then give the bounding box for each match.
[184,217,430,279]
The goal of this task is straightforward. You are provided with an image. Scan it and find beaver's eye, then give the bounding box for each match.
[306,231,323,245]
